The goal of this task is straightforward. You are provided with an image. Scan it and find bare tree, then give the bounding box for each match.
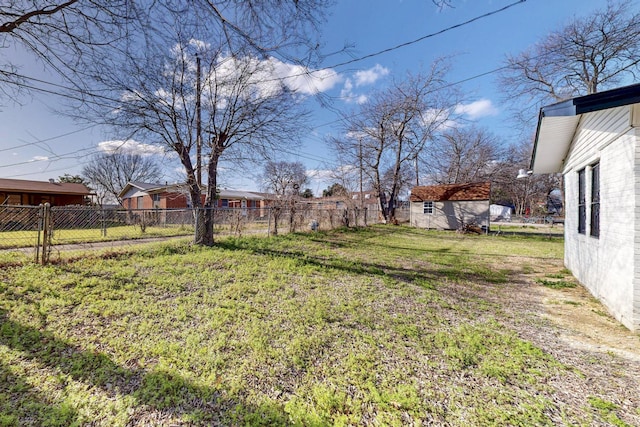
[427,126,502,184]
[491,141,561,216]
[432,0,454,8]
[81,151,163,206]
[261,160,308,233]
[1,1,332,103]
[501,0,640,114]
[68,0,330,245]
[0,1,137,102]
[261,161,308,196]
[333,62,459,223]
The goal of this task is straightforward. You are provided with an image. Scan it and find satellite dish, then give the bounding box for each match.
[517,169,533,179]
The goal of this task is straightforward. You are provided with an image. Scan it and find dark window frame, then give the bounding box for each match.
[590,162,600,238]
[423,201,434,214]
[578,168,586,234]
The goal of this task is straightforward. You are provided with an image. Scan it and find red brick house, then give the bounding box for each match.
[118,182,268,210]
[0,178,92,206]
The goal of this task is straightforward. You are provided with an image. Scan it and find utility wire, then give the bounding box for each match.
[1,0,527,109]
[1,0,529,174]
[0,124,99,153]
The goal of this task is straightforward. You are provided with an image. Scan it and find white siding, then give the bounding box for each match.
[410,200,489,230]
[634,125,640,330]
[563,105,639,330]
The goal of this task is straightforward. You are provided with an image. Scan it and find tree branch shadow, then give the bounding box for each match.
[0,308,289,425]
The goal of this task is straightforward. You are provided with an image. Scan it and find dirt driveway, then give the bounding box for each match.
[492,255,640,425]
[541,283,640,361]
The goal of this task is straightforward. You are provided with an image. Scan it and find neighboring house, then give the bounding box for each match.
[119,182,266,210]
[299,191,380,211]
[409,182,491,230]
[0,178,92,206]
[529,83,640,331]
[490,204,512,222]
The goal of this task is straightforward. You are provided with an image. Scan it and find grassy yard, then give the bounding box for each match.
[0,225,194,250]
[0,226,638,426]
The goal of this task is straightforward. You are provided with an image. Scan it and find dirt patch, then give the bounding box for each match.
[541,283,640,361]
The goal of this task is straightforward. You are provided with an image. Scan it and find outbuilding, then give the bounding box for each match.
[409,182,490,231]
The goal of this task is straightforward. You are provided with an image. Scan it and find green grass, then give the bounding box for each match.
[0,226,636,425]
[0,225,193,249]
[535,278,577,289]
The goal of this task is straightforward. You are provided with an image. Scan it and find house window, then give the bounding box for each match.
[578,168,586,234]
[423,201,434,214]
[590,162,600,238]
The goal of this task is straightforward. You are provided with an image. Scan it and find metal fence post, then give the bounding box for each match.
[101,208,107,237]
[267,207,271,237]
[35,204,43,263]
[41,202,51,265]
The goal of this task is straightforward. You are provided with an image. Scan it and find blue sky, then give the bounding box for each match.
[0,0,611,194]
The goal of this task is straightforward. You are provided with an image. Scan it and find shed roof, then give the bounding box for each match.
[410,182,490,202]
[0,178,91,196]
[531,83,640,173]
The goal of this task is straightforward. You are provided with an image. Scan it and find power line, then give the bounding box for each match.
[0,0,532,176]
[321,0,526,72]
[2,0,527,108]
[0,124,99,153]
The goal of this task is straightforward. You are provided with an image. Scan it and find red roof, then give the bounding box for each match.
[410,182,490,202]
[0,178,91,196]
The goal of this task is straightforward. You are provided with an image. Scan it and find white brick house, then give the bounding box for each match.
[530,83,640,331]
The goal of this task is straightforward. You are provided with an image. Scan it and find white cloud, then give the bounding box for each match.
[206,55,342,100]
[307,168,334,181]
[339,64,389,104]
[340,78,368,104]
[188,38,210,52]
[31,156,49,162]
[264,57,342,95]
[97,140,165,156]
[354,64,390,87]
[454,99,499,120]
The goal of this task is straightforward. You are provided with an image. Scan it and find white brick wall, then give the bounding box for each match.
[563,106,639,331]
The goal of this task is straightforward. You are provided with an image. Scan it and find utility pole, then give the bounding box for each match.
[196,53,202,187]
[359,137,363,210]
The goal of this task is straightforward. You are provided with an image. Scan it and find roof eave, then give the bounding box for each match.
[531,83,640,174]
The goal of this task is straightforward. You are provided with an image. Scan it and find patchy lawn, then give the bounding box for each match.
[0,226,638,426]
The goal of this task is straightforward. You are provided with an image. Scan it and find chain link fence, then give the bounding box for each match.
[1,204,408,264]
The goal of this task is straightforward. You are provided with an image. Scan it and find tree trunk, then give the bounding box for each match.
[200,152,221,246]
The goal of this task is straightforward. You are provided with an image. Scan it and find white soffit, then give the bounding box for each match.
[532,115,580,174]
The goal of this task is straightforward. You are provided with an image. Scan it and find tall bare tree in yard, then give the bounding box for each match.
[333,63,459,223]
[501,0,640,114]
[66,1,330,245]
[428,126,502,185]
[81,151,163,206]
